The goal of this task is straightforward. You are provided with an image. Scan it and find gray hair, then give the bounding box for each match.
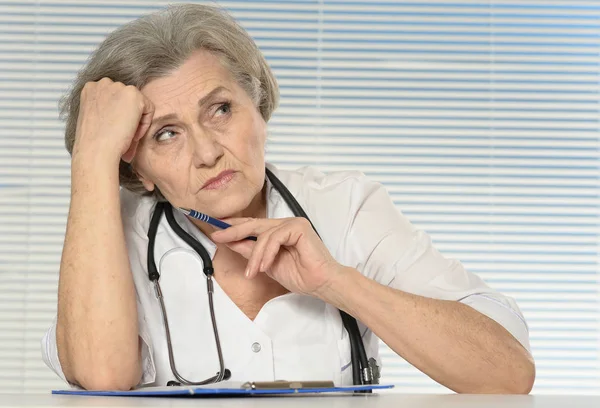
[59,3,279,197]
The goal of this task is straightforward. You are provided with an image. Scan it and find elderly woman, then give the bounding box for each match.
[41,4,534,393]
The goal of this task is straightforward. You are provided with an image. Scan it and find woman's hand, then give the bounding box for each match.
[73,77,155,163]
[210,217,343,297]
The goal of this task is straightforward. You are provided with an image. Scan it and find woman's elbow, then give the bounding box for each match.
[77,366,141,391]
[493,355,535,395]
[509,358,536,395]
[57,326,142,391]
[72,355,142,391]
[467,354,535,395]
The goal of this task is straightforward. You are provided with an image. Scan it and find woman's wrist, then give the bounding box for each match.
[313,265,367,312]
[72,140,121,172]
[70,148,122,196]
[72,137,122,167]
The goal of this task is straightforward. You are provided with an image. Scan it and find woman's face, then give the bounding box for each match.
[133,49,267,219]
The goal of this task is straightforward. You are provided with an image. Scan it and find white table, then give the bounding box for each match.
[1,393,598,408]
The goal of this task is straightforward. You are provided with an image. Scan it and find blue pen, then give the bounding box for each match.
[178,207,257,241]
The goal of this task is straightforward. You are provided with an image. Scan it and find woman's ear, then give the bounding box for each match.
[140,177,155,192]
[131,163,155,192]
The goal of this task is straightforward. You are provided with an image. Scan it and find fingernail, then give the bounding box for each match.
[244,268,250,278]
[259,262,264,272]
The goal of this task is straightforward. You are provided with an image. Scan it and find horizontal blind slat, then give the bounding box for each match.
[1,0,598,395]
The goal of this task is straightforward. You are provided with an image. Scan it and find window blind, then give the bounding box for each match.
[0,0,598,394]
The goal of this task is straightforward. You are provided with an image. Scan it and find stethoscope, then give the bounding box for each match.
[146,167,380,387]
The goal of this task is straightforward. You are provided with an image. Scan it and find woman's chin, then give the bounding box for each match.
[194,193,256,219]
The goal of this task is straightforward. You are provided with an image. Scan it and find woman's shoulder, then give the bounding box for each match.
[268,164,390,253]
[269,163,377,196]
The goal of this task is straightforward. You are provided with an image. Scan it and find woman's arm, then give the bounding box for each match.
[210,172,536,394]
[315,266,536,394]
[57,152,140,390]
[56,78,154,390]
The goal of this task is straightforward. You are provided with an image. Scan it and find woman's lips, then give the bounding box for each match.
[201,170,236,190]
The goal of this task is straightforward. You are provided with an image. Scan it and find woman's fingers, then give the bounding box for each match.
[123,94,154,163]
[212,217,317,283]
[223,236,278,280]
[222,239,254,260]
[259,226,299,273]
[121,140,139,163]
[211,218,284,243]
[245,227,278,279]
[135,94,155,142]
[248,220,309,279]
[219,217,253,226]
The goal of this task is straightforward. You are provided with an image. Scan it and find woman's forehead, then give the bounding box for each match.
[141,50,236,106]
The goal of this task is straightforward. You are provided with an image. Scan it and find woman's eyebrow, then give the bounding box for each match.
[149,86,230,126]
[197,85,229,108]
[150,112,178,127]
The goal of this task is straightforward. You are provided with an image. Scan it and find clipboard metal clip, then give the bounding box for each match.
[241,380,335,390]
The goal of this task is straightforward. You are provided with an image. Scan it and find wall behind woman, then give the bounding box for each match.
[0,0,598,394]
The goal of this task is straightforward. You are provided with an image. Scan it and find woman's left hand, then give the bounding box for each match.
[210,217,342,297]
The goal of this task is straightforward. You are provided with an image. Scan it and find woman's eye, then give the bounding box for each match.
[153,129,177,142]
[214,102,231,117]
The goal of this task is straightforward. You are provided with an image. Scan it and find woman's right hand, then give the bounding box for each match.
[72,77,155,163]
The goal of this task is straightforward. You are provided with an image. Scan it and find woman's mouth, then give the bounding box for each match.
[201,170,237,190]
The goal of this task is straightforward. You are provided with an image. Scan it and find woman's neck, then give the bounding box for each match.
[237,182,268,220]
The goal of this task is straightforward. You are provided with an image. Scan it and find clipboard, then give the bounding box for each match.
[52,380,394,397]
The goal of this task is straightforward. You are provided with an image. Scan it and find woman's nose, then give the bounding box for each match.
[190,128,224,168]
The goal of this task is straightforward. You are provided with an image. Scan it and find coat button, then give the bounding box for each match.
[251,342,261,353]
